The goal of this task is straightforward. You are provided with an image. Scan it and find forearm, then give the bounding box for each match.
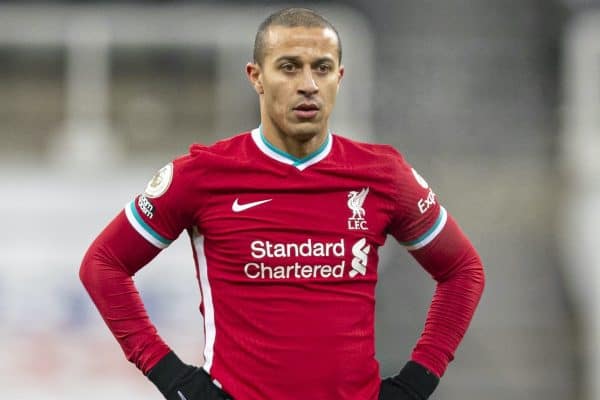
[79,211,170,373]
[411,260,484,377]
[410,215,485,377]
[380,215,484,399]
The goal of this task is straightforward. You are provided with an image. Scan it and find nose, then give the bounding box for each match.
[298,68,318,97]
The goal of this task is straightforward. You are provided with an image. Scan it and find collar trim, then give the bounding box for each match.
[250,127,332,171]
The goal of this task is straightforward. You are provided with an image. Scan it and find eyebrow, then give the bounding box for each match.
[274,55,336,65]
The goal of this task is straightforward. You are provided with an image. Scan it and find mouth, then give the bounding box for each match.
[292,103,320,119]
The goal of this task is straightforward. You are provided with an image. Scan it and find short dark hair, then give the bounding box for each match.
[253,7,342,65]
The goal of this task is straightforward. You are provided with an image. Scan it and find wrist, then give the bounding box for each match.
[147,351,195,396]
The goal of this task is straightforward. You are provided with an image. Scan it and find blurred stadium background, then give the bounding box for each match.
[0,1,598,399]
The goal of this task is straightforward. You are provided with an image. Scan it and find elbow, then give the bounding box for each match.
[79,242,110,292]
[445,254,486,300]
[79,248,96,291]
[474,260,485,298]
[464,256,485,301]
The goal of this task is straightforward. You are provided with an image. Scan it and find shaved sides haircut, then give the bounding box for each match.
[253,7,342,65]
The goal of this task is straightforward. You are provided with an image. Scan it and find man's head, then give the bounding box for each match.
[246,8,344,146]
[253,8,342,66]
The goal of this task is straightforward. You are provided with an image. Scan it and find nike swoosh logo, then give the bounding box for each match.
[177,390,188,400]
[232,198,272,212]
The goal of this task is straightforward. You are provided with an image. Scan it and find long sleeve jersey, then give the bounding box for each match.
[80,129,485,400]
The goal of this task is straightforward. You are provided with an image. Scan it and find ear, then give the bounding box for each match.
[336,65,345,91]
[246,62,264,95]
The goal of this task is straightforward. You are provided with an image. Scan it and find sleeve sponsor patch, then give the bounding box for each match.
[417,189,436,214]
[144,163,173,198]
[137,195,154,219]
[388,160,446,250]
[411,168,436,214]
[124,199,173,249]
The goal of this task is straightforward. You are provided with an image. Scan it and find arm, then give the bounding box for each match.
[80,211,232,400]
[80,154,233,399]
[79,211,168,373]
[381,214,485,399]
[382,150,485,399]
[410,213,485,377]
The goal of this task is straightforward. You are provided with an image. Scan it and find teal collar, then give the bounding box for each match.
[251,126,333,171]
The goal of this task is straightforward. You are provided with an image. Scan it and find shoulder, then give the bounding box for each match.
[143,131,252,197]
[187,131,251,160]
[331,134,433,200]
[189,131,252,157]
[332,134,411,174]
[173,131,253,173]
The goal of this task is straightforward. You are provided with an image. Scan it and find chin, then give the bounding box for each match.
[288,126,321,142]
[288,120,324,136]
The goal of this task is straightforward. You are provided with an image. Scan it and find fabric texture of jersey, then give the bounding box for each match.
[124,129,447,400]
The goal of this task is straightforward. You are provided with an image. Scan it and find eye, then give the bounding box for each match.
[280,63,296,73]
[316,64,332,74]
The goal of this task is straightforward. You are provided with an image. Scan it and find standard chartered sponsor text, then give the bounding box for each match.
[247,239,346,279]
[245,261,345,279]
[250,238,345,258]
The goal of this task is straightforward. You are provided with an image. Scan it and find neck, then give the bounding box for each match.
[260,120,328,159]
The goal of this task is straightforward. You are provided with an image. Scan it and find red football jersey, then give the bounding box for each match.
[124,128,446,400]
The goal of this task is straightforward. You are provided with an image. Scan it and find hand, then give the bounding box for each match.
[147,351,233,400]
[164,367,232,400]
[378,361,439,400]
[379,377,420,400]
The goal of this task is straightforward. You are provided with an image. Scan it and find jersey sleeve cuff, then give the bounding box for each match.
[124,200,173,249]
[400,207,447,251]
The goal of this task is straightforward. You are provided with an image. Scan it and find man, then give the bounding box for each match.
[80,7,484,400]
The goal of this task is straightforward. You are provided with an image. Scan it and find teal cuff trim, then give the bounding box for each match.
[128,201,172,246]
[400,207,447,248]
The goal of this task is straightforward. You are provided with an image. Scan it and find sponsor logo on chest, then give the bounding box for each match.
[243,237,370,280]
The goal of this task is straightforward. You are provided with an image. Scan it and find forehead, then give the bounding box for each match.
[262,26,339,62]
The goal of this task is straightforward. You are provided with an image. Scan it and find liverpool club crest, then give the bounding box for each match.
[347,188,369,230]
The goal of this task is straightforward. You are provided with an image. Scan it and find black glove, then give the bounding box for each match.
[379,361,439,400]
[147,351,233,400]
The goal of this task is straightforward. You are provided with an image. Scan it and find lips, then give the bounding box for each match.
[293,103,320,119]
[293,103,319,111]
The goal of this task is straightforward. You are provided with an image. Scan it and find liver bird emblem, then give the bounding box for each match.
[347,188,369,220]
